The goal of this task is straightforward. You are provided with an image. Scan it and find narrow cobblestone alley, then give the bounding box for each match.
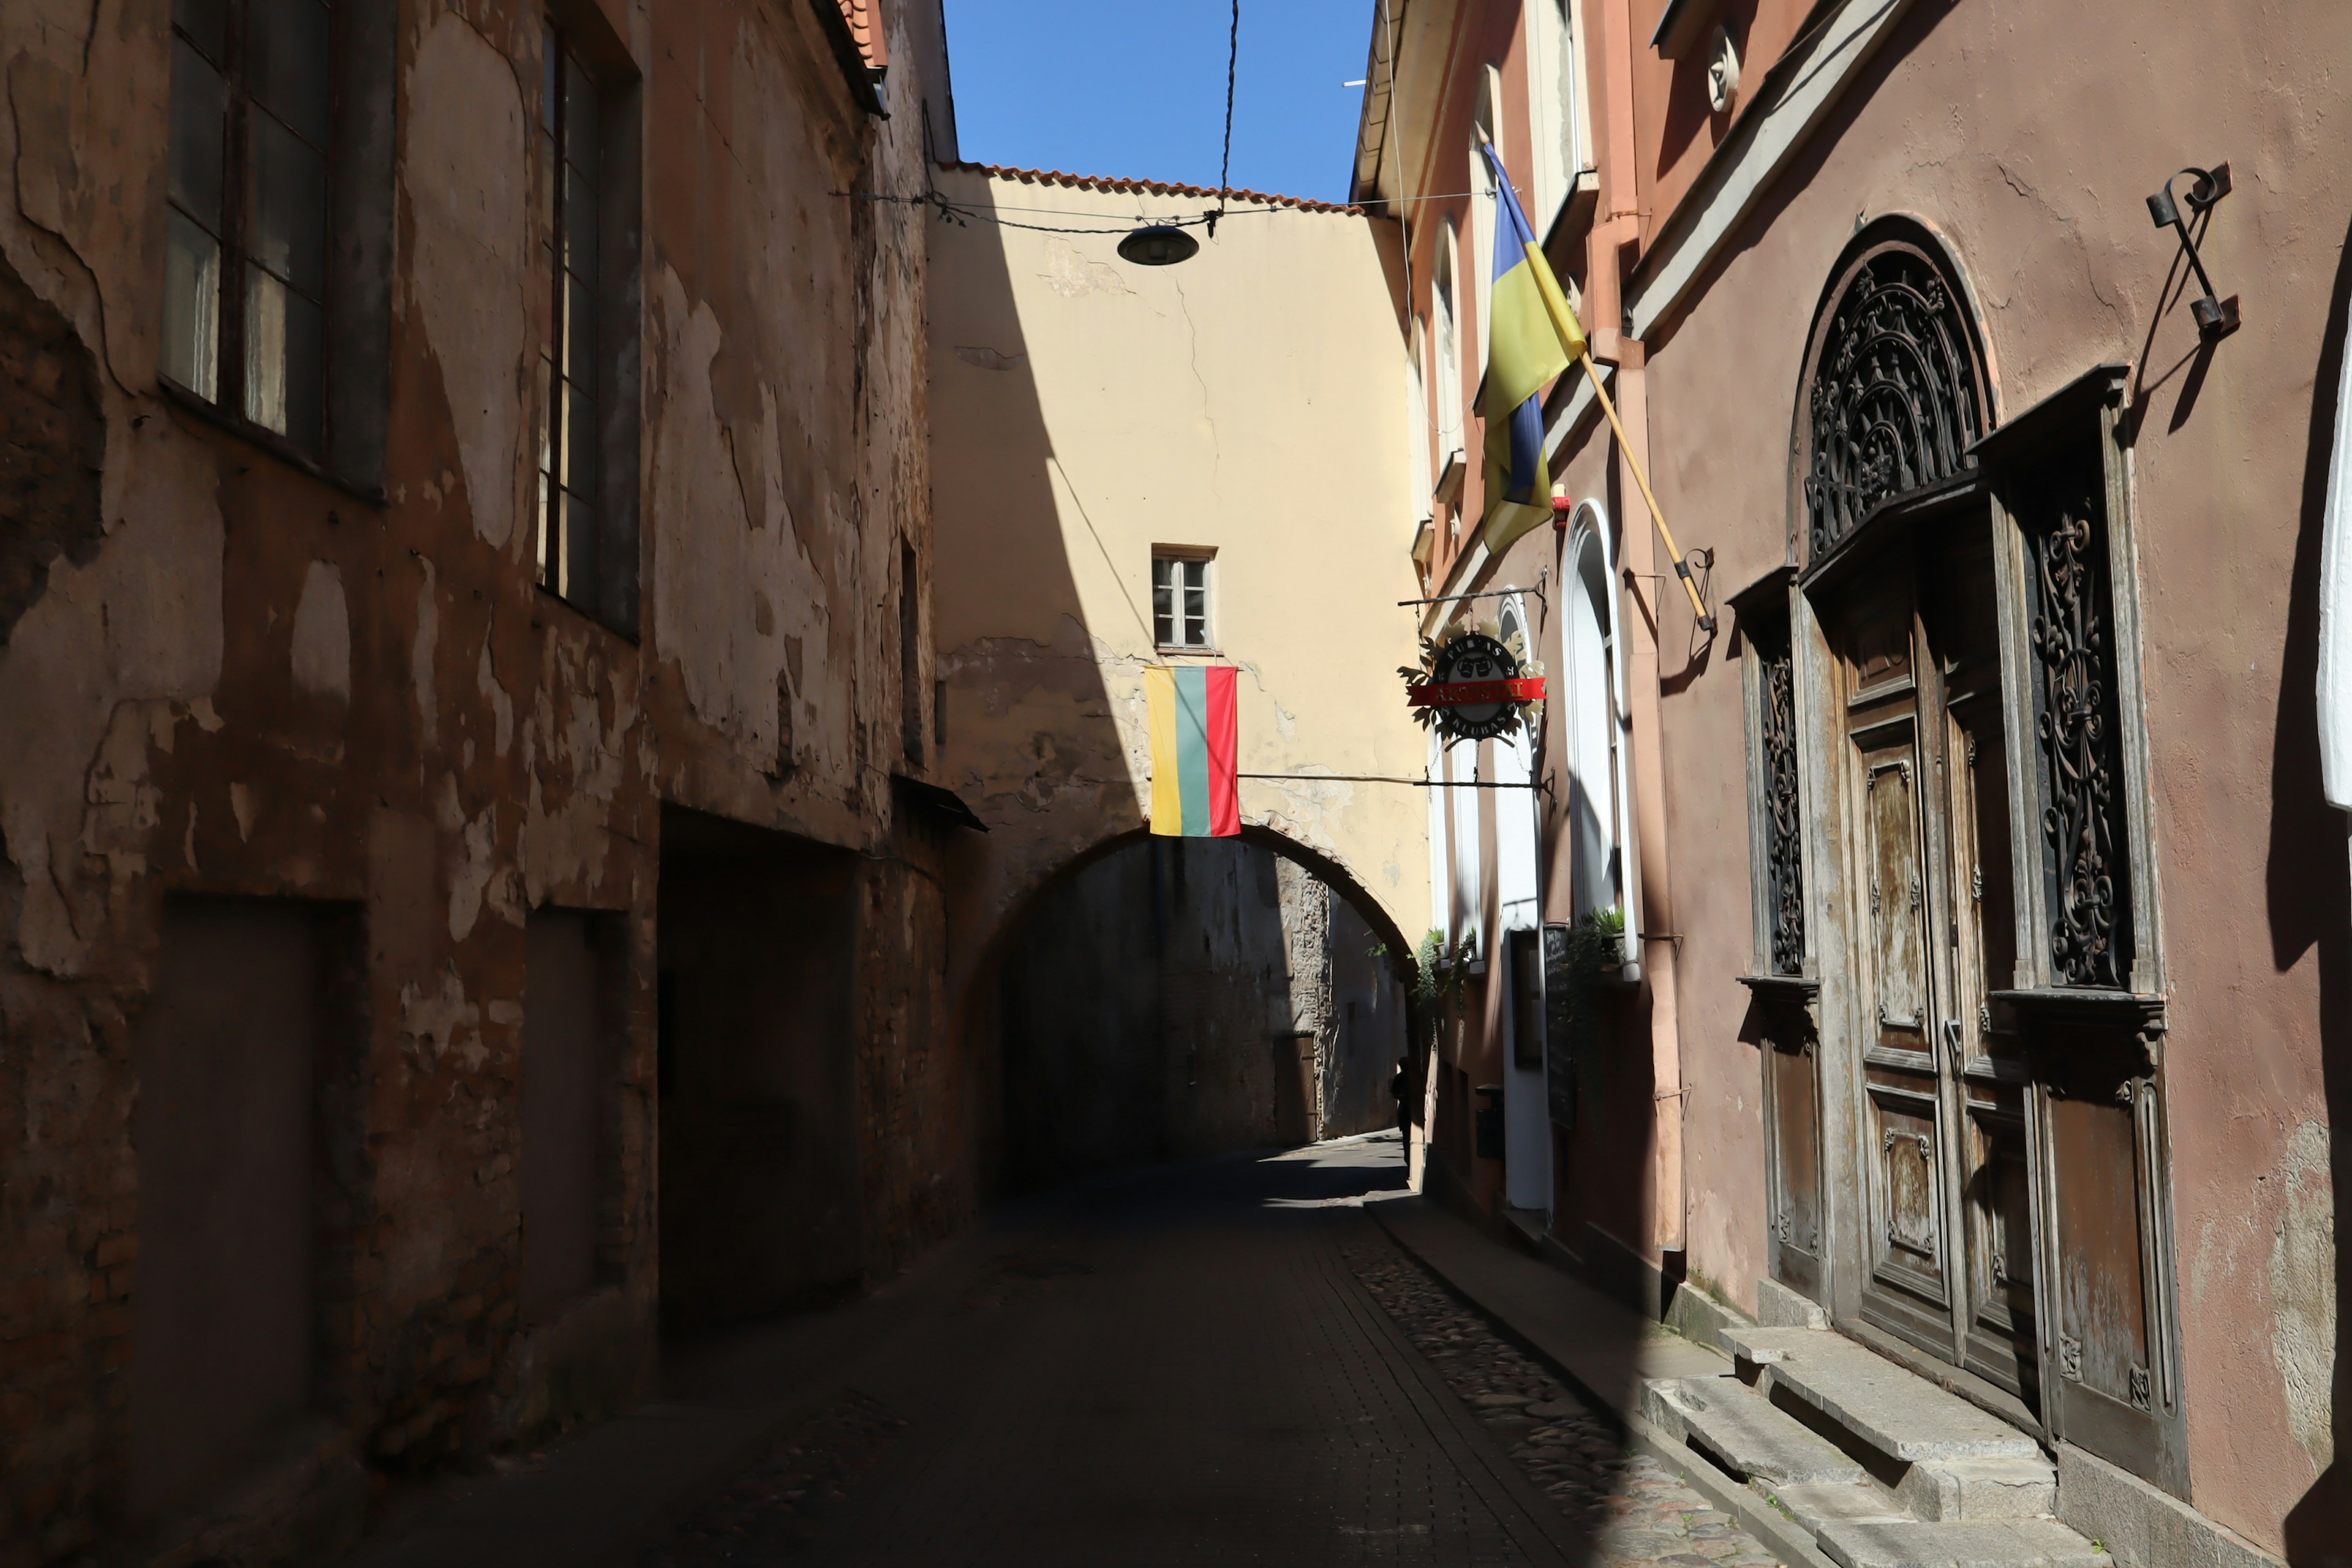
[355,1136,1781,1568]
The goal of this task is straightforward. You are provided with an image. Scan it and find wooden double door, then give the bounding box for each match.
[1825,526,2040,1406]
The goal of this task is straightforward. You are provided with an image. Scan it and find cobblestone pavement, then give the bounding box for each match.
[626,1137,1777,1567]
[1343,1234,1787,1568]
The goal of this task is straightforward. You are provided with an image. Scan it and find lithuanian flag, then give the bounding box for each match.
[1146,665,1240,837]
[1479,141,1585,556]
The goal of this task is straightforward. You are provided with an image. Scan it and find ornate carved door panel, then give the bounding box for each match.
[1923,530,2038,1402]
[1824,533,2036,1393]
[1979,367,2185,1493]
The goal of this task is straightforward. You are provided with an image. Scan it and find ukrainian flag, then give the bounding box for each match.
[1479,141,1586,555]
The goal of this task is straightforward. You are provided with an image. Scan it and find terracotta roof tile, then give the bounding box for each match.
[944,162,1362,216]
[839,0,888,71]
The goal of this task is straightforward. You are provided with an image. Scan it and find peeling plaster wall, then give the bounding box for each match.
[926,169,1430,1061]
[0,0,960,1561]
[1609,0,2352,1550]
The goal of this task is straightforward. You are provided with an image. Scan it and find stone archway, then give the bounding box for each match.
[966,826,1419,1193]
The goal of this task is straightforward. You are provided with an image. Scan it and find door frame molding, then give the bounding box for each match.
[1754,216,2186,1496]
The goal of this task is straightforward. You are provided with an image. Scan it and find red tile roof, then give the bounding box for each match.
[839,1,888,71]
[944,162,1362,216]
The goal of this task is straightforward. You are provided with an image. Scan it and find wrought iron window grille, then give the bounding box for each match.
[1803,244,1988,560]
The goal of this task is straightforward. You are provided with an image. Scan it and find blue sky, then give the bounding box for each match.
[940,1,1373,206]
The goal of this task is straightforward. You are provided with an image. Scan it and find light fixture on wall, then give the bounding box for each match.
[2147,163,2239,338]
[1118,225,1200,266]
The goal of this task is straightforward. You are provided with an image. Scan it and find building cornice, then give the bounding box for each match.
[1624,0,1917,341]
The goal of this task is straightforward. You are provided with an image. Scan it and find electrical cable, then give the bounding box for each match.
[1208,0,1240,237]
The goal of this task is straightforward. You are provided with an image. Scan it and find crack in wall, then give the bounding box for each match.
[1170,270,1223,497]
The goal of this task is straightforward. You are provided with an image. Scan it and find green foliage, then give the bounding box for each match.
[1411,927,1474,1019]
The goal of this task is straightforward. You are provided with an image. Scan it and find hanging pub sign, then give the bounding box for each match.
[1401,627,1546,741]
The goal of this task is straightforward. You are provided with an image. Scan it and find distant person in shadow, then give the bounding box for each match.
[1392,1057,1413,1139]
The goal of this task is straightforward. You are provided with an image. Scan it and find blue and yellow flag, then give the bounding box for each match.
[1479,142,1587,555]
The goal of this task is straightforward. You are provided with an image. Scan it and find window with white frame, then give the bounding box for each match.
[1433,224,1464,472]
[1152,551,1213,649]
[1469,66,1503,379]
[1427,728,1450,938]
[1449,730,1483,958]
[1526,0,1591,230]
[1408,318,1434,511]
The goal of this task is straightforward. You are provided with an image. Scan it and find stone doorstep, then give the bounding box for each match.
[1642,1376,1869,1487]
[1770,1480,1913,1526]
[1813,1517,2114,1568]
[1896,1455,2059,1523]
[1723,1326,2046,1463]
[1639,1351,2095,1563]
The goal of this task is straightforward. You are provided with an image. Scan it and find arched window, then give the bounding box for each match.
[1493,594,1541,922]
[1796,228,1991,562]
[1562,505,1624,923]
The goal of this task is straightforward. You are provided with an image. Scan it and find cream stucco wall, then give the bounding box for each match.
[927,165,1429,984]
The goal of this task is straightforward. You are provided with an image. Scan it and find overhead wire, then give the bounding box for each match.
[1208,0,1240,236]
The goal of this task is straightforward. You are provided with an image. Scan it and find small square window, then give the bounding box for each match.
[1152,552,1213,649]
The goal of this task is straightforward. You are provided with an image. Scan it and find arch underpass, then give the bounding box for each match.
[976,826,1415,1192]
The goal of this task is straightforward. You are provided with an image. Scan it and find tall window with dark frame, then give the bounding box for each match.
[537,25,602,610]
[165,0,334,453]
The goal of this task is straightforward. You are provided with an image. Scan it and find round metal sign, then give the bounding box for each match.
[1428,631,1523,741]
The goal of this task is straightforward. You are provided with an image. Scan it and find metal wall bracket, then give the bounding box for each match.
[2146,163,2239,339]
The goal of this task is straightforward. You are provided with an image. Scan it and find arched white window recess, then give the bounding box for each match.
[1495,592,1553,1212]
[1494,594,1542,926]
[1564,499,1642,978]
[2318,309,2352,810]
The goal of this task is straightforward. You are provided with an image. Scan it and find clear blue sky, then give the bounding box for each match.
[940,1,1373,206]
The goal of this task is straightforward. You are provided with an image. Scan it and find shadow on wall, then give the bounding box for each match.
[924,173,1134,1200]
[995,835,1410,1194]
[2278,208,2352,1568]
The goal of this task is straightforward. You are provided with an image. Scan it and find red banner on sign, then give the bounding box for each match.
[1406,677,1547,708]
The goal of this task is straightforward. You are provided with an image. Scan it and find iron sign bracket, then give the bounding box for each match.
[2147,163,2239,339]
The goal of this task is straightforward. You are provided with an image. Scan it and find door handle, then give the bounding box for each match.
[1942,1019,1962,1058]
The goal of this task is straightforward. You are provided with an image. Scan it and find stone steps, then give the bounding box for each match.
[1641,1324,2104,1567]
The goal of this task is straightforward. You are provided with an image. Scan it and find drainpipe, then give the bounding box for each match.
[1590,0,1685,1259]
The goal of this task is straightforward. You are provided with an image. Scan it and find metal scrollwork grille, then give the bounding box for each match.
[1762,646,1806,974]
[2026,483,2132,988]
[1803,244,1988,557]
